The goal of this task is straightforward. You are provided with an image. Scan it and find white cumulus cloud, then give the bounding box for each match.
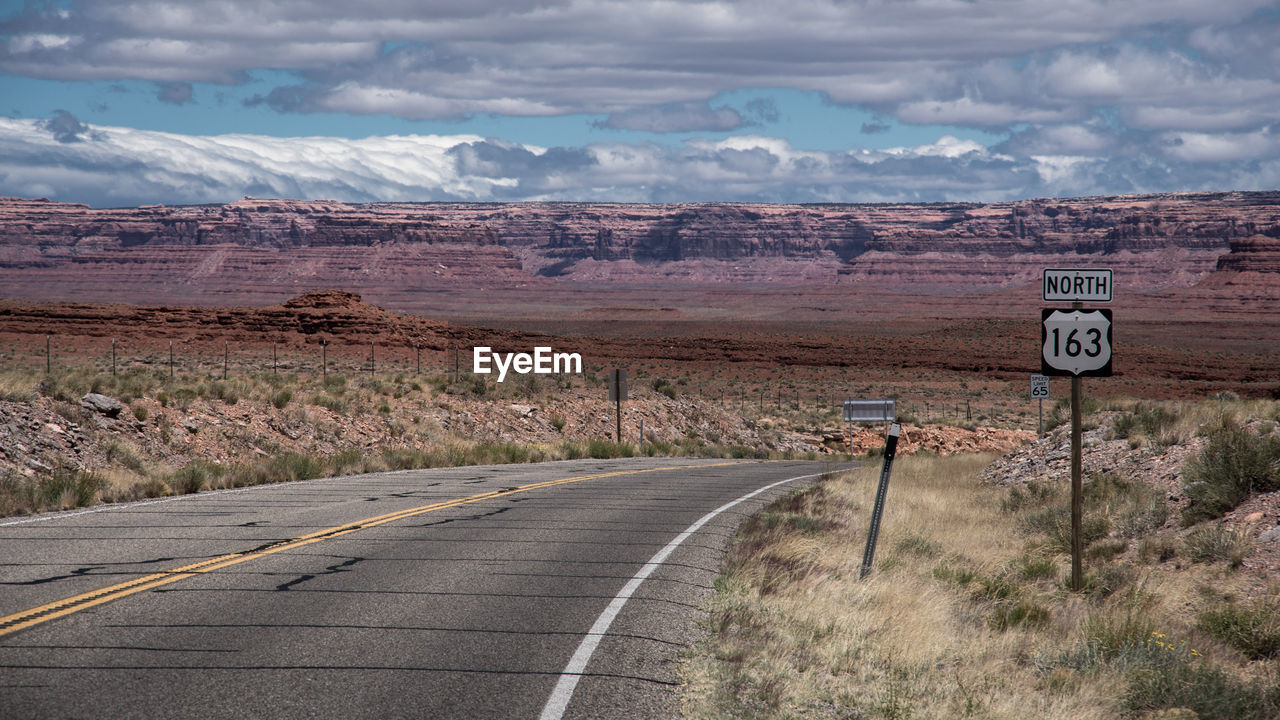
[4,115,1280,207]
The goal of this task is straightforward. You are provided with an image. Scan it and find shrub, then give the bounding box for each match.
[550,415,566,432]
[0,472,36,515]
[1021,506,1111,554]
[1,466,106,513]
[651,377,678,399]
[642,440,675,457]
[309,393,347,414]
[1082,563,1136,599]
[1000,481,1059,513]
[102,439,147,474]
[989,600,1051,631]
[972,575,1019,601]
[0,374,34,402]
[1079,595,1159,663]
[1139,536,1178,564]
[1185,524,1254,568]
[36,466,105,509]
[1018,554,1058,581]
[933,564,977,586]
[1125,659,1280,720]
[329,448,366,475]
[553,440,585,460]
[137,476,168,499]
[1113,403,1181,444]
[1196,601,1280,659]
[252,453,324,485]
[207,380,239,405]
[170,387,198,409]
[1045,395,1101,431]
[727,445,766,459]
[894,533,942,559]
[270,389,293,409]
[1181,421,1280,524]
[1087,538,1128,560]
[584,439,636,459]
[169,462,219,494]
[130,404,149,421]
[1116,485,1170,538]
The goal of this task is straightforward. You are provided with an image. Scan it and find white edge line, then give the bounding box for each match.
[538,470,829,720]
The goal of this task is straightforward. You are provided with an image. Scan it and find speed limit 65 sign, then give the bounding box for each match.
[1041,309,1112,377]
[1030,374,1050,398]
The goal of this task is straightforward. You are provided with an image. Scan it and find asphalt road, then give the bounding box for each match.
[0,457,848,719]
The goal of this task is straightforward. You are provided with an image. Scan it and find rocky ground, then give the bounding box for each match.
[982,405,1280,597]
[0,368,1035,499]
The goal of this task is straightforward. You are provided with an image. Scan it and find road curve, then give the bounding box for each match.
[0,457,848,719]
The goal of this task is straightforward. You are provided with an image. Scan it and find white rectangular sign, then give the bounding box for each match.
[608,368,627,402]
[1030,374,1049,398]
[1043,268,1112,303]
[843,399,895,423]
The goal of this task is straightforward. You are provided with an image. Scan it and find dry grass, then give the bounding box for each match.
[681,452,1280,720]
[1108,395,1280,450]
[0,360,842,518]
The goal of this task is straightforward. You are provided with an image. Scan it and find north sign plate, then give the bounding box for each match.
[1041,309,1112,377]
[1043,268,1113,303]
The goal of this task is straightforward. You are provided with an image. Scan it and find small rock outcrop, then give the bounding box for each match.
[81,393,124,418]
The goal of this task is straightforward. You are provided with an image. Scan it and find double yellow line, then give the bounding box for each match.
[0,461,739,639]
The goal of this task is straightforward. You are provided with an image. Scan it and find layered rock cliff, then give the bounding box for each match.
[0,197,531,307]
[0,192,1277,308]
[1216,234,1280,274]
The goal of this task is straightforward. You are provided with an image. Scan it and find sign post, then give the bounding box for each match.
[608,369,627,443]
[1041,269,1113,592]
[860,423,901,580]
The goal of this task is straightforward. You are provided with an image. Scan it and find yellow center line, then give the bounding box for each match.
[0,461,746,638]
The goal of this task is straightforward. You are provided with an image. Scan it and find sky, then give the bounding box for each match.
[1,0,1278,207]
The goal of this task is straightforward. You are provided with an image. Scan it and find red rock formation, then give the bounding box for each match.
[0,290,501,350]
[0,197,534,307]
[0,192,1277,308]
[1215,234,1280,274]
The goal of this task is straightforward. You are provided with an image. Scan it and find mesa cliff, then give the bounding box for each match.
[0,192,1277,309]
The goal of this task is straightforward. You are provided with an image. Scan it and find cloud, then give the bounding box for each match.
[1159,127,1280,163]
[155,82,193,105]
[3,0,1278,139]
[37,109,92,143]
[997,123,1119,156]
[597,101,745,133]
[860,121,891,135]
[743,98,780,125]
[0,118,497,205]
[446,140,596,183]
[4,117,1279,207]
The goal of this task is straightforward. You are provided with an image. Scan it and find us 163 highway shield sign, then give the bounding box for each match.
[1041,309,1112,377]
